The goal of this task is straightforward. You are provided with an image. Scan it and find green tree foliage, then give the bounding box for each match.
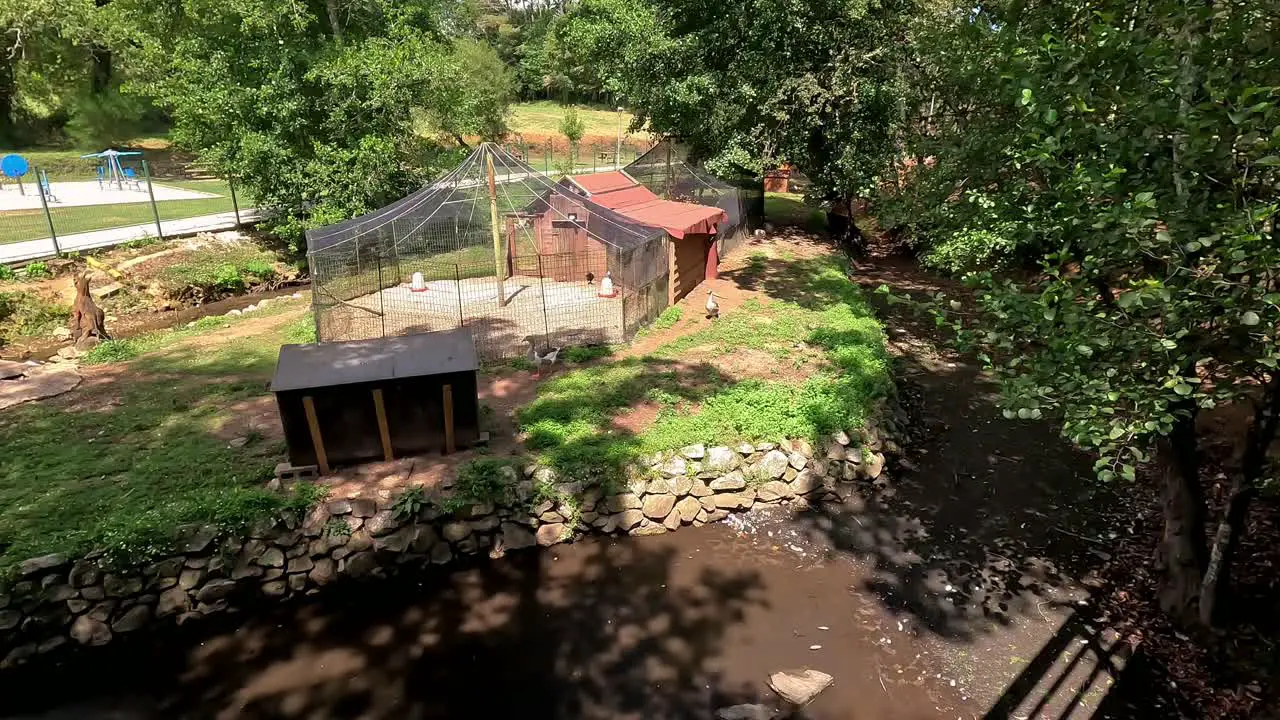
[418,38,515,146]
[882,0,1280,625]
[116,0,507,246]
[555,0,915,224]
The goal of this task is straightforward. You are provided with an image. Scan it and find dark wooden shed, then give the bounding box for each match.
[272,329,481,473]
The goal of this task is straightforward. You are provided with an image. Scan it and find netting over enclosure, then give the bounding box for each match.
[307,144,671,361]
[624,141,764,257]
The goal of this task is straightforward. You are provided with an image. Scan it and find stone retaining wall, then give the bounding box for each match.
[0,408,905,667]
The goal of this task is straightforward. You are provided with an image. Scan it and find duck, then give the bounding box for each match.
[526,337,562,376]
[705,289,720,319]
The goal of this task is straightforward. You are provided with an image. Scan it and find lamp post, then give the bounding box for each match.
[615,106,624,169]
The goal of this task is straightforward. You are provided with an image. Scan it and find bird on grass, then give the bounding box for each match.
[705,289,720,320]
[526,337,562,377]
[586,271,595,285]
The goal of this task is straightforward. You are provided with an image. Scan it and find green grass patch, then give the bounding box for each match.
[508,101,641,138]
[517,253,890,485]
[82,303,309,366]
[156,244,280,299]
[765,192,827,231]
[0,303,319,581]
[0,290,70,345]
[0,180,247,246]
[651,305,682,331]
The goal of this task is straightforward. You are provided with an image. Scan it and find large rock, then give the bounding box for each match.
[70,616,112,646]
[349,498,378,518]
[536,524,567,546]
[20,554,66,577]
[759,450,790,479]
[660,456,688,477]
[789,469,821,495]
[286,556,314,574]
[615,510,645,530]
[606,493,643,512]
[183,525,218,553]
[411,525,440,554]
[442,522,471,543]
[642,493,676,519]
[0,610,20,630]
[705,446,740,472]
[309,558,337,585]
[689,479,713,497]
[662,509,682,531]
[196,580,237,604]
[787,452,808,470]
[501,523,537,550]
[647,477,677,495]
[257,547,285,568]
[69,560,101,588]
[365,510,398,537]
[156,588,190,617]
[824,441,847,461]
[756,481,795,503]
[709,472,746,491]
[863,451,885,480]
[674,496,702,523]
[713,491,755,509]
[111,605,151,633]
[680,444,706,460]
[344,551,379,578]
[374,525,415,553]
[717,705,777,720]
[768,669,833,706]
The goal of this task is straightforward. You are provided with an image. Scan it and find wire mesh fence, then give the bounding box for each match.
[309,143,672,363]
[0,158,245,263]
[501,138,652,176]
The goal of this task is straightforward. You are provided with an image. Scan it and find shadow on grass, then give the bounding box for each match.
[0,532,776,719]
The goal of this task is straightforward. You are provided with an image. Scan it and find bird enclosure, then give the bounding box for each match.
[306,143,756,362]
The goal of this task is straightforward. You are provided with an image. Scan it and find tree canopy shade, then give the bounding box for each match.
[114,0,512,245]
[553,0,915,224]
[877,0,1280,626]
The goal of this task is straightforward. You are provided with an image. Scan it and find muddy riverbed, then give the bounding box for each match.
[0,515,977,720]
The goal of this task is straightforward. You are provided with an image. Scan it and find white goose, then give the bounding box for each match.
[526,337,562,376]
[705,289,720,319]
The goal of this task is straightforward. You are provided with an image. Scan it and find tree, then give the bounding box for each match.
[114,0,491,246]
[418,38,515,147]
[554,0,917,249]
[558,104,584,166]
[882,0,1280,625]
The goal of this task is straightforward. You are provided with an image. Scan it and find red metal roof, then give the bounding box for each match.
[568,172,726,239]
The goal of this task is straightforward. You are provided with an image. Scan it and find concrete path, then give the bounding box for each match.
[0,209,261,265]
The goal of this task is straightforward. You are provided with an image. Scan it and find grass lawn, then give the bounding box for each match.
[517,249,890,487]
[765,192,828,232]
[0,180,245,246]
[508,101,640,139]
[0,300,317,579]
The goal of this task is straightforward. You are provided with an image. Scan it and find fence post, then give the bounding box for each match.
[536,254,551,345]
[376,248,386,338]
[545,142,551,174]
[142,160,164,241]
[454,264,465,328]
[228,178,242,228]
[592,143,597,173]
[35,167,60,257]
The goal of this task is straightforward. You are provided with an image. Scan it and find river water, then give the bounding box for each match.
[0,512,972,720]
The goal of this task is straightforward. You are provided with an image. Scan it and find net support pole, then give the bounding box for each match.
[36,168,60,257]
[143,160,164,241]
[229,178,242,228]
[485,150,507,307]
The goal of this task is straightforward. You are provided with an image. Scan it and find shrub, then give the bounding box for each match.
[0,265,16,281]
[444,457,521,512]
[22,261,51,280]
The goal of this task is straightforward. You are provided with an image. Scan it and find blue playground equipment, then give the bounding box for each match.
[38,169,57,203]
[81,148,144,191]
[1,153,29,195]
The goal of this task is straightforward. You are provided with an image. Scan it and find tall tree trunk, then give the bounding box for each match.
[90,45,113,94]
[1154,410,1207,624]
[325,0,344,42]
[1199,374,1280,625]
[0,59,15,145]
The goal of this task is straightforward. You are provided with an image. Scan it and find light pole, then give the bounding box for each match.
[615,106,624,169]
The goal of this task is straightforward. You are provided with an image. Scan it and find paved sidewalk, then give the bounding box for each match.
[0,209,261,264]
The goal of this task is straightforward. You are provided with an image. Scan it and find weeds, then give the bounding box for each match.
[444,457,521,513]
[0,291,70,344]
[22,261,51,280]
[392,486,429,520]
[157,247,281,299]
[652,305,683,331]
[325,517,353,538]
[0,265,15,281]
[563,344,614,364]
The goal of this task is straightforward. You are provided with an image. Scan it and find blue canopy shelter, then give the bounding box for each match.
[81,149,143,190]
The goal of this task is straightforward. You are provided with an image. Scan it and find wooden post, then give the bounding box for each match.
[301,396,330,474]
[371,388,394,461]
[485,150,507,307]
[442,384,456,454]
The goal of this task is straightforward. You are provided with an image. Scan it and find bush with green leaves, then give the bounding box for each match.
[883,0,1280,627]
[22,261,51,280]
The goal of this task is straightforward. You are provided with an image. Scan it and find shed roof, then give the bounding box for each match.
[272,328,477,392]
[565,172,728,239]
